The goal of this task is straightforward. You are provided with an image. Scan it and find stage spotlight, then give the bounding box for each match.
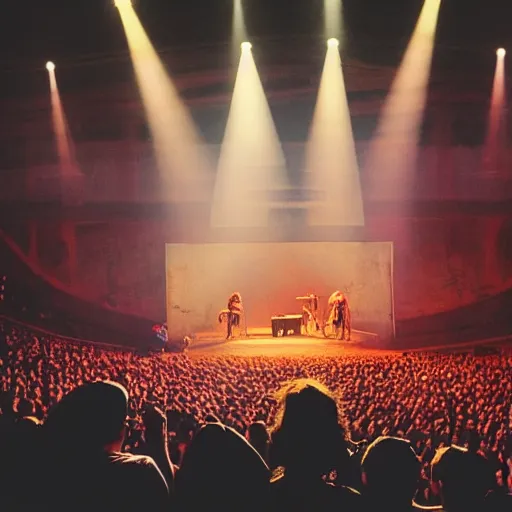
[305,36,364,226]
[483,46,507,173]
[327,38,339,49]
[212,38,287,228]
[241,41,252,51]
[46,58,80,181]
[116,0,211,203]
[365,0,441,202]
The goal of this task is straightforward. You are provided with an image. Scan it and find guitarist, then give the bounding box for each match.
[218,292,243,339]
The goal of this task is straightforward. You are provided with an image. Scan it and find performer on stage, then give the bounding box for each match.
[219,292,243,340]
[327,291,351,341]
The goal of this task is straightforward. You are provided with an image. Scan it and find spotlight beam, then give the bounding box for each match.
[114,0,132,9]
[46,63,76,176]
[211,43,287,228]
[483,50,507,173]
[365,0,442,200]
[116,1,212,203]
[305,40,364,226]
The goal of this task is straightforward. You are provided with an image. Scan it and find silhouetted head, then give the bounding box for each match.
[271,379,350,477]
[362,436,420,507]
[176,422,269,512]
[431,445,494,512]
[44,381,128,453]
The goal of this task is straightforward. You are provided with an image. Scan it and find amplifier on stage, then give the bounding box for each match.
[271,315,302,337]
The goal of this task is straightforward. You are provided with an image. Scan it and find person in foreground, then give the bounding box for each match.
[430,445,499,512]
[269,379,362,511]
[361,436,441,512]
[43,381,171,512]
[175,421,270,512]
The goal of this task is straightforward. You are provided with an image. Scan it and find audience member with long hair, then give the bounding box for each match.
[175,422,270,512]
[269,379,362,511]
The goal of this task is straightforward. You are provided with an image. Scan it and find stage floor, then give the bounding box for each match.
[185,331,512,358]
[188,328,386,357]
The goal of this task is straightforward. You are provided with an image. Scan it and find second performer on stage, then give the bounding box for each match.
[327,290,351,340]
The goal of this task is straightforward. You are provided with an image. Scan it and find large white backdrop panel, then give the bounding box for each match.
[166,242,394,341]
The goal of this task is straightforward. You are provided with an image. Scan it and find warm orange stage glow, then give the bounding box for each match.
[116,1,211,204]
[211,43,287,228]
[305,40,364,226]
[365,0,442,200]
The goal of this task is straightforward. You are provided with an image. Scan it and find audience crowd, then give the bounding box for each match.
[1,318,511,511]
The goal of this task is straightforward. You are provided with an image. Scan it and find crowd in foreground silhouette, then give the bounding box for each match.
[1,319,512,511]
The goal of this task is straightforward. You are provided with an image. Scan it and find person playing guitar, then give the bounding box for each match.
[218,292,243,340]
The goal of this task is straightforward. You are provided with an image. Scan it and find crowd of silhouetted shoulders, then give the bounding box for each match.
[1,319,511,511]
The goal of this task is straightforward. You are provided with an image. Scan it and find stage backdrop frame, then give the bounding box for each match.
[166,241,395,343]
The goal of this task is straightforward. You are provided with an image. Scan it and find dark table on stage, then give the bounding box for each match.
[271,315,303,337]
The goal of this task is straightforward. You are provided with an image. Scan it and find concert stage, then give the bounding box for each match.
[166,242,396,350]
[188,327,380,357]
